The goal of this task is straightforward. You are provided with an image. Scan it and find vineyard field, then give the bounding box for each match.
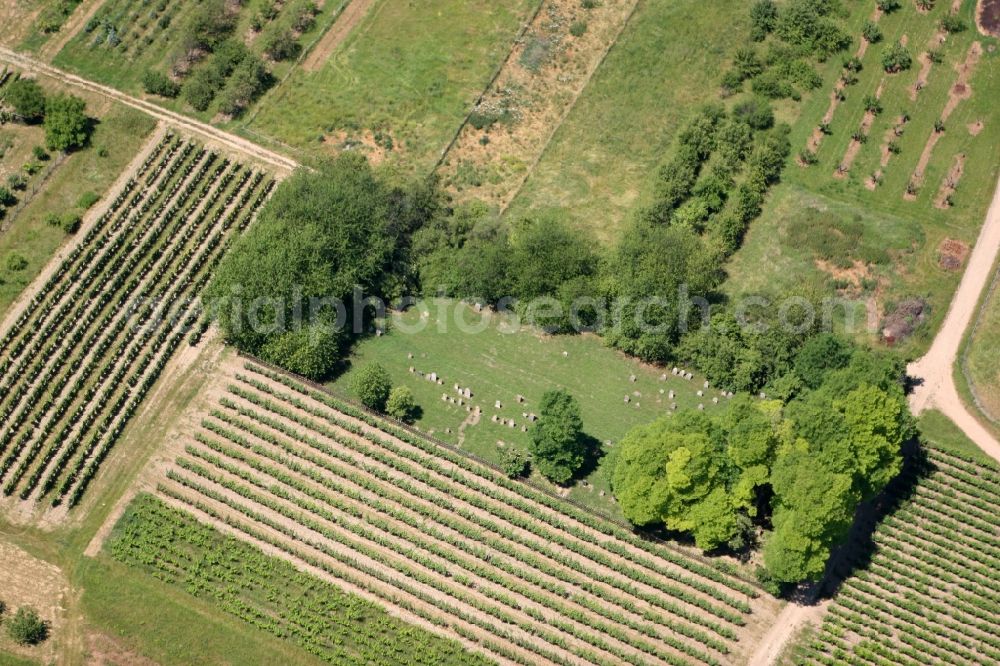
[0,131,275,516]
[800,446,1000,665]
[136,357,781,666]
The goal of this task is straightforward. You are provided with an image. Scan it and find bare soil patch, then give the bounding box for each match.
[979,0,1000,37]
[866,114,908,190]
[935,152,965,209]
[0,1,41,49]
[302,0,375,72]
[438,0,640,209]
[938,237,970,271]
[968,119,984,135]
[0,541,70,663]
[906,41,981,198]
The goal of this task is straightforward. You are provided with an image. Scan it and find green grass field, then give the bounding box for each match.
[242,0,539,173]
[502,0,752,243]
[962,258,1000,424]
[328,301,727,516]
[724,0,1000,356]
[0,106,156,319]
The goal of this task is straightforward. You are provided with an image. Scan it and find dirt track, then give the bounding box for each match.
[0,47,298,173]
[908,171,1000,465]
[301,0,375,72]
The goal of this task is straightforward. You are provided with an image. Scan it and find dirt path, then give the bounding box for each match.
[38,0,103,61]
[301,0,374,72]
[908,170,1000,465]
[0,47,298,172]
[979,0,1000,37]
[746,600,828,666]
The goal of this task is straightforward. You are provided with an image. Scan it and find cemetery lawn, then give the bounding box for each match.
[724,0,1000,358]
[241,0,538,173]
[329,301,727,517]
[502,0,751,244]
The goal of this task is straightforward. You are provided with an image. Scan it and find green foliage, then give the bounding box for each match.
[183,66,224,111]
[207,155,436,376]
[182,0,237,51]
[260,324,344,380]
[5,79,46,122]
[529,389,586,484]
[749,0,778,41]
[385,386,418,423]
[794,333,852,388]
[861,19,882,43]
[6,173,26,191]
[774,0,851,55]
[5,252,27,271]
[77,190,100,209]
[733,97,774,130]
[32,145,49,161]
[263,29,300,61]
[0,187,14,207]
[875,0,901,13]
[940,14,966,33]
[882,41,912,73]
[5,607,48,646]
[499,447,531,478]
[142,70,180,98]
[352,362,393,411]
[569,20,588,37]
[44,94,90,152]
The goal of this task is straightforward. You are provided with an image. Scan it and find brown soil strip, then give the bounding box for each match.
[806,8,882,154]
[979,0,1000,36]
[968,119,984,135]
[866,114,908,190]
[38,0,103,61]
[301,0,375,72]
[835,80,884,178]
[905,41,981,199]
[437,0,640,209]
[935,153,965,208]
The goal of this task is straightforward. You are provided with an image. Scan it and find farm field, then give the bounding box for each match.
[130,356,780,666]
[51,0,341,120]
[242,0,539,173]
[724,0,1000,355]
[797,445,1000,665]
[0,130,275,520]
[501,0,752,242]
[328,302,727,516]
[0,101,156,318]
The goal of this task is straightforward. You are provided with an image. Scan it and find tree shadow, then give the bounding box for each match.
[573,433,606,481]
[816,436,933,598]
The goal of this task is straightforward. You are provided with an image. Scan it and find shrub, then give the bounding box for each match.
[352,362,392,411]
[749,0,778,41]
[32,145,49,161]
[183,66,224,112]
[734,97,774,130]
[500,447,531,478]
[60,212,82,234]
[385,386,417,423]
[940,14,966,33]
[4,252,27,272]
[882,41,912,73]
[6,607,48,646]
[4,79,46,122]
[77,190,100,209]
[569,20,587,37]
[0,187,14,206]
[263,29,300,61]
[861,20,882,43]
[876,0,901,12]
[6,173,25,191]
[862,95,882,114]
[142,70,180,98]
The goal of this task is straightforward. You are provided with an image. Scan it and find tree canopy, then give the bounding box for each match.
[529,389,587,484]
[44,94,90,151]
[5,79,46,122]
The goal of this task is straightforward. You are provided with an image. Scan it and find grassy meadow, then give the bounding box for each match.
[724,0,1000,356]
[242,0,538,172]
[502,0,752,243]
[328,301,728,516]
[962,256,1000,425]
[0,106,156,319]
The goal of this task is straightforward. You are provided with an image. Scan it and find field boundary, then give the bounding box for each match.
[236,350,762,588]
[0,152,67,235]
[958,254,1000,425]
[432,0,549,171]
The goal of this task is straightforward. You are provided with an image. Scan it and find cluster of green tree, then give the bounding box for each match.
[725,0,851,100]
[0,601,48,646]
[183,40,273,115]
[142,1,272,115]
[258,0,320,62]
[2,79,91,151]
[612,334,913,584]
[207,154,440,379]
[350,362,419,422]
